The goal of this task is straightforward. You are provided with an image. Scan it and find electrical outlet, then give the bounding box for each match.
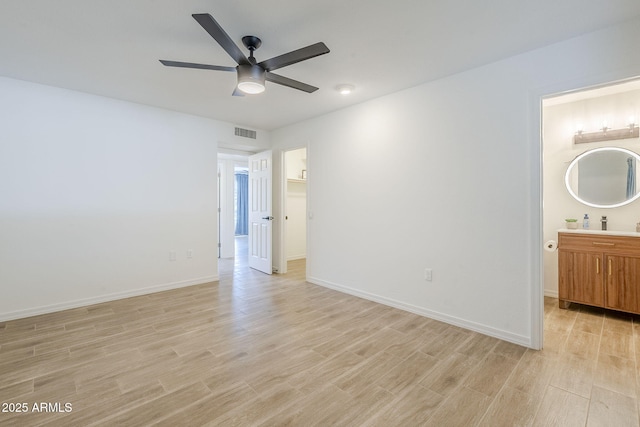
[169,251,177,261]
[424,268,433,281]
[187,249,193,259]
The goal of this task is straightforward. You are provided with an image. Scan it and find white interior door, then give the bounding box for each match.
[248,150,273,274]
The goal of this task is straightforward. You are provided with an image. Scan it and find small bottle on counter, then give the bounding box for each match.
[601,216,607,231]
[583,214,589,229]
[636,222,640,232]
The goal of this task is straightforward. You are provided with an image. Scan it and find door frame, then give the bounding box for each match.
[533,73,640,350]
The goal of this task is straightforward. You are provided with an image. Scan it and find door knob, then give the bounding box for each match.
[262,216,274,220]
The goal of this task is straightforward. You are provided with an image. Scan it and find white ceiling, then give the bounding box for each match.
[2,1,640,131]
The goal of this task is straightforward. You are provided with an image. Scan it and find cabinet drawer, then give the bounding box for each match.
[558,233,640,254]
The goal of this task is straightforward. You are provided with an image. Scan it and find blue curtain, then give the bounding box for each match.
[235,172,249,235]
[627,157,636,199]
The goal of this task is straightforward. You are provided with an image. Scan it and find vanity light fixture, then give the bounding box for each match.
[336,84,354,95]
[574,118,639,144]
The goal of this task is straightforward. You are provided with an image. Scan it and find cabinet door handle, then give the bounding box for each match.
[593,242,615,246]
[596,258,600,274]
[608,258,612,276]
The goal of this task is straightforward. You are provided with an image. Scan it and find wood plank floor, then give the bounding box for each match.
[2,245,640,425]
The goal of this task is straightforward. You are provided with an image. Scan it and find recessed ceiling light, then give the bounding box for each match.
[336,84,355,95]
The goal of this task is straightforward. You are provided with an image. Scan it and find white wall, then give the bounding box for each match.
[0,77,224,321]
[217,159,234,259]
[286,148,307,180]
[271,18,640,347]
[543,88,640,296]
[286,182,307,260]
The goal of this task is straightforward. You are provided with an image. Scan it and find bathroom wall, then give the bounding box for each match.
[543,86,640,296]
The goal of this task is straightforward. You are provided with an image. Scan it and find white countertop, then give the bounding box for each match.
[558,228,640,238]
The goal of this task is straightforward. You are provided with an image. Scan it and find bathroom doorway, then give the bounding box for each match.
[540,77,640,350]
[542,79,640,302]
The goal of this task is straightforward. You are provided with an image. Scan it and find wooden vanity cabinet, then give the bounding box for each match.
[606,254,640,313]
[558,249,603,307]
[558,232,640,315]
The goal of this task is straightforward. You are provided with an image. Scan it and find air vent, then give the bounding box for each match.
[234,127,257,139]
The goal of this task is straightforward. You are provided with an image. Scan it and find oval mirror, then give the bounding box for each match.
[565,147,640,208]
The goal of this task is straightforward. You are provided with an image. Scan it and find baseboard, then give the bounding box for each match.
[307,276,532,348]
[544,289,559,298]
[0,275,219,322]
[286,254,306,261]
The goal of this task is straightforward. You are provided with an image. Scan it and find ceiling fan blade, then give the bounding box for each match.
[192,13,249,65]
[232,87,245,97]
[159,60,235,72]
[265,72,318,93]
[258,42,329,72]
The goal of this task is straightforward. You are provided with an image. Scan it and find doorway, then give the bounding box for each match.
[282,147,307,274]
[234,165,249,265]
[540,77,640,349]
[217,153,250,265]
[542,78,640,299]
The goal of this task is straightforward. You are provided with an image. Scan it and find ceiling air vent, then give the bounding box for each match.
[234,127,257,139]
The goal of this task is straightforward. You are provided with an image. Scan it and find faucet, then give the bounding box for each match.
[601,216,607,231]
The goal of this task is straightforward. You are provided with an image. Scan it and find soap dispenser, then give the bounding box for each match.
[601,216,607,231]
[583,214,589,229]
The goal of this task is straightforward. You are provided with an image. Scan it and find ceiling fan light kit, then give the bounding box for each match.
[237,64,266,94]
[159,13,330,96]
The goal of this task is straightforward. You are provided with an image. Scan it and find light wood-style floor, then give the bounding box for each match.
[2,242,640,426]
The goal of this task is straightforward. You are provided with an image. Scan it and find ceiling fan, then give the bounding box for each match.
[160,13,330,96]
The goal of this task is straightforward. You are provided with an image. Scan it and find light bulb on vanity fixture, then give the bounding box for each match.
[573,117,639,144]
